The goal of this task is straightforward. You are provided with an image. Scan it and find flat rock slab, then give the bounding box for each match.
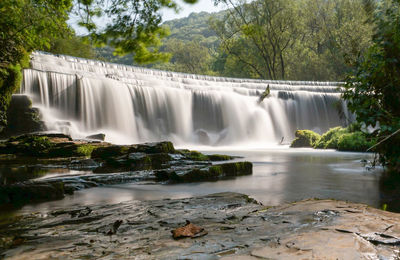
[1,193,400,259]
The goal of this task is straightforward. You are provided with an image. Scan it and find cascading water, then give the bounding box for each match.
[21,52,352,146]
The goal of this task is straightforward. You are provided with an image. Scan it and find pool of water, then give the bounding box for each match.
[19,147,386,214]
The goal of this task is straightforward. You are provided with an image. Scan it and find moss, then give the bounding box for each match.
[177,150,233,161]
[337,131,375,152]
[314,127,348,149]
[188,150,209,161]
[76,144,95,157]
[0,51,29,132]
[290,130,321,148]
[208,154,234,161]
[20,136,54,156]
[91,145,130,159]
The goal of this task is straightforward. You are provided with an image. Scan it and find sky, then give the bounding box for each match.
[69,0,225,35]
[161,0,225,21]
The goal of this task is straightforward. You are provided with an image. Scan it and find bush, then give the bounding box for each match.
[290,130,321,148]
[337,131,376,152]
[314,127,348,149]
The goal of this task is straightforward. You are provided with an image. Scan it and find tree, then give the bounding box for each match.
[73,0,198,64]
[0,0,198,131]
[343,0,400,172]
[0,0,72,130]
[211,0,301,80]
[157,39,213,74]
[211,0,373,81]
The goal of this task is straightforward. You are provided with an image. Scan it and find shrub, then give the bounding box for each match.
[314,127,348,149]
[337,131,376,152]
[290,130,321,148]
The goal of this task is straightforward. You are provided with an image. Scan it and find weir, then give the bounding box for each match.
[21,52,351,146]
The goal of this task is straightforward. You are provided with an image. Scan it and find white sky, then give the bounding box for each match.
[162,0,225,21]
[69,0,225,35]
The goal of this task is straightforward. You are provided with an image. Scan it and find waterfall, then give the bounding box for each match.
[21,52,351,146]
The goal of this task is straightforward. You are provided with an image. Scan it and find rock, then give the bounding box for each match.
[171,220,207,239]
[0,95,46,138]
[155,161,252,182]
[69,159,100,170]
[195,129,210,145]
[106,220,123,235]
[86,133,106,141]
[0,181,65,205]
[290,129,321,148]
[3,194,400,259]
[177,149,235,161]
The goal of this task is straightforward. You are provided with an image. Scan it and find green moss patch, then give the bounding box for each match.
[290,130,321,148]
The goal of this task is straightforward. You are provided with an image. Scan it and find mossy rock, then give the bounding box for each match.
[91,145,131,159]
[177,150,234,161]
[91,141,175,160]
[337,131,375,152]
[290,130,321,148]
[207,154,235,161]
[135,142,175,154]
[314,127,349,149]
[155,161,252,182]
[94,152,172,173]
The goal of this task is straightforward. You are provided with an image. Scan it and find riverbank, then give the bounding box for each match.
[0,133,252,207]
[1,192,400,259]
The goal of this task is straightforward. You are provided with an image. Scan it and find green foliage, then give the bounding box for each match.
[314,127,349,149]
[76,144,95,157]
[337,132,376,152]
[290,126,377,152]
[212,0,373,80]
[290,130,321,148]
[343,0,400,171]
[154,39,213,74]
[0,0,72,130]
[74,0,198,64]
[47,36,98,59]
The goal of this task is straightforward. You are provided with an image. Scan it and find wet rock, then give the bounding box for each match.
[195,129,211,145]
[171,220,207,239]
[0,181,65,205]
[156,161,252,182]
[106,220,123,235]
[69,159,100,170]
[0,95,46,139]
[177,149,235,161]
[86,133,106,141]
[3,194,400,259]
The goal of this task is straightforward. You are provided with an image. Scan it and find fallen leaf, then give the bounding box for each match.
[171,220,206,239]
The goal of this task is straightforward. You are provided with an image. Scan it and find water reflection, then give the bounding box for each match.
[0,166,50,185]
[19,148,387,214]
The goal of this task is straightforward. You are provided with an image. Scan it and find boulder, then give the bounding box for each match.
[86,133,106,141]
[155,161,252,182]
[0,95,46,138]
[0,181,65,205]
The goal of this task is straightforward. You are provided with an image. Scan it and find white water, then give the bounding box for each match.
[21,52,351,146]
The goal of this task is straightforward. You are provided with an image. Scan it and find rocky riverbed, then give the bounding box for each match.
[0,133,252,206]
[1,192,400,259]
